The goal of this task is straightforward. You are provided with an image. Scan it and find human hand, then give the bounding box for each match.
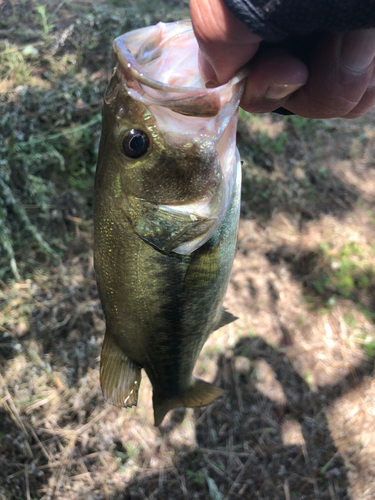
[190,0,375,118]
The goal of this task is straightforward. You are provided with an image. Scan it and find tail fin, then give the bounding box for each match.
[153,379,223,426]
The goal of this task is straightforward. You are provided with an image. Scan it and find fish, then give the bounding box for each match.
[94,20,246,426]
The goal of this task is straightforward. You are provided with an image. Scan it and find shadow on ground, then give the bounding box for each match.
[1,238,374,498]
[117,335,373,500]
[238,117,361,225]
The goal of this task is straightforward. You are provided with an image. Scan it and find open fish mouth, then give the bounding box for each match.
[111,21,246,254]
[113,20,246,111]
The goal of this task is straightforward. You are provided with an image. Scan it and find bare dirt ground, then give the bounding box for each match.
[1,1,375,499]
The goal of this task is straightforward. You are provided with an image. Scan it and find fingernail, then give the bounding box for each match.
[341,29,375,71]
[265,83,304,100]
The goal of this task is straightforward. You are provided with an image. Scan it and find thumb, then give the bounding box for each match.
[190,0,262,84]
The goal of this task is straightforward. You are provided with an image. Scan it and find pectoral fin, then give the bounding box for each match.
[153,379,223,426]
[100,333,141,407]
[127,199,215,253]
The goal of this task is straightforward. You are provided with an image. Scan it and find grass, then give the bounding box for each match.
[308,241,375,300]
[35,5,55,36]
[0,0,193,281]
[1,0,375,499]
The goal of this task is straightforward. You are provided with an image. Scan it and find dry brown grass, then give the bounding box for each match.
[2,113,375,497]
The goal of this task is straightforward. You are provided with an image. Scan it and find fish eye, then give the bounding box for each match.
[122,129,150,158]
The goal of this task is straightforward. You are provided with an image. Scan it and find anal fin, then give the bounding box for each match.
[100,332,141,408]
[153,379,223,426]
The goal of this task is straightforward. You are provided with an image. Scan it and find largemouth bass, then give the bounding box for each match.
[94,20,245,426]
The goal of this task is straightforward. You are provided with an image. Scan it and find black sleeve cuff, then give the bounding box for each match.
[223,0,375,42]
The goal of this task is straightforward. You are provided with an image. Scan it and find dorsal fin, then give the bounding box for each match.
[213,308,238,331]
[100,332,141,407]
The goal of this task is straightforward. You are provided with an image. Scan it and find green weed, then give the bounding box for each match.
[186,469,205,485]
[285,115,328,139]
[356,304,375,323]
[363,340,375,357]
[309,242,374,300]
[238,108,250,121]
[318,167,329,179]
[202,468,224,500]
[250,129,288,156]
[209,428,217,444]
[343,312,356,326]
[299,241,375,326]
[355,329,375,357]
[124,442,140,461]
[35,5,54,36]
[0,95,101,279]
[350,135,367,158]
[0,42,36,88]
[0,0,136,280]
[311,276,331,296]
